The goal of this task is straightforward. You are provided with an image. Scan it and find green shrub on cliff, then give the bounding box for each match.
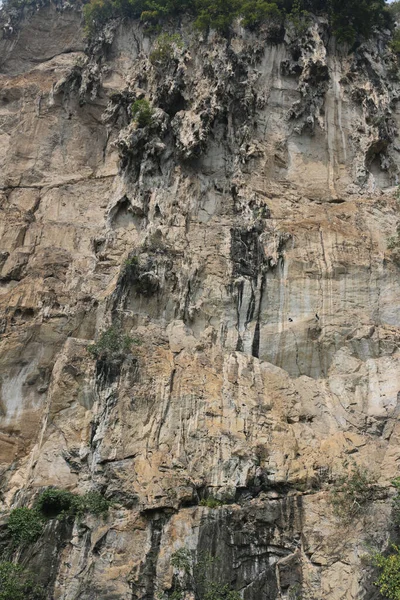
[374,546,400,600]
[330,464,379,519]
[329,0,389,45]
[88,326,134,361]
[131,99,154,127]
[36,488,111,519]
[0,562,45,600]
[35,488,77,519]
[150,33,183,65]
[6,489,110,548]
[7,507,44,546]
[240,0,282,29]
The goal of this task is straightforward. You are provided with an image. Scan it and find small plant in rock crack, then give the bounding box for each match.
[199,497,224,508]
[149,33,183,66]
[170,548,192,573]
[87,326,134,361]
[131,99,154,128]
[330,464,379,520]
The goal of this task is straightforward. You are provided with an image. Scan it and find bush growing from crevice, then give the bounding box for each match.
[7,507,44,546]
[35,488,77,519]
[150,33,183,66]
[199,497,223,508]
[373,545,400,600]
[6,489,111,548]
[0,562,45,600]
[116,254,160,298]
[330,464,379,520]
[88,326,134,361]
[35,488,111,520]
[131,99,154,128]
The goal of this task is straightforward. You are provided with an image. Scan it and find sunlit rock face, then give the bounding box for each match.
[0,4,400,599]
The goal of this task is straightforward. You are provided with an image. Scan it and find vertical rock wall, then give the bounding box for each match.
[0,4,400,599]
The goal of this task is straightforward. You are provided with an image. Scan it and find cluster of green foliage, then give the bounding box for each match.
[330,464,379,520]
[163,548,241,600]
[287,0,309,35]
[150,33,183,65]
[7,507,44,546]
[82,0,392,43]
[374,545,400,600]
[131,99,154,127]
[199,497,223,508]
[329,0,390,45]
[36,488,111,519]
[7,489,110,548]
[0,562,45,600]
[88,326,134,360]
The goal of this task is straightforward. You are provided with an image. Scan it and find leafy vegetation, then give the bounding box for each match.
[287,0,310,35]
[0,562,45,600]
[199,497,223,508]
[150,33,183,65]
[170,547,192,572]
[6,489,110,550]
[35,488,77,519]
[374,546,400,600]
[36,488,111,519]
[82,0,392,43]
[88,326,134,361]
[131,99,154,127]
[7,507,44,546]
[330,464,379,519]
[329,0,390,45]
[163,548,241,600]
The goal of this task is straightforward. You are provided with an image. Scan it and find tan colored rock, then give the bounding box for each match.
[0,7,399,600]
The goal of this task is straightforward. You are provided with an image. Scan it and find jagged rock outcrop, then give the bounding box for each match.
[1,3,400,599]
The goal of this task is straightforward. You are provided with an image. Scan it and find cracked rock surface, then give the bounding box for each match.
[0,4,400,600]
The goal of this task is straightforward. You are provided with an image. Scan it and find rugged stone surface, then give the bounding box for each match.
[1,3,400,599]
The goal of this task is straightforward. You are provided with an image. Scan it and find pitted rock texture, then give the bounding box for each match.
[0,4,400,600]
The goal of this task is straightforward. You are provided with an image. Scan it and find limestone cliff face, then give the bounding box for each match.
[1,3,400,599]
